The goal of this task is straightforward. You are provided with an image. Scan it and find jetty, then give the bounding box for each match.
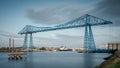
[8,38,27,60]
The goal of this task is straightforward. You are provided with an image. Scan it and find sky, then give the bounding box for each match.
[0,0,120,48]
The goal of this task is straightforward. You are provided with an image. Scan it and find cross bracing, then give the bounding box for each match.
[18,14,112,51]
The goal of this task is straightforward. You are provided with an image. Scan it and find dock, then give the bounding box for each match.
[8,52,27,60]
[8,38,27,60]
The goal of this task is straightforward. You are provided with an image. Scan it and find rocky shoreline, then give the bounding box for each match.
[96,51,120,68]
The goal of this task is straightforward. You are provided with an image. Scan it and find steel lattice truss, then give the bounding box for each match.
[18,14,112,51]
[18,14,112,34]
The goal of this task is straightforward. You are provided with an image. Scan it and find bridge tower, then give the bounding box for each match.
[84,15,96,51]
[18,14,112,51]
[23,33,34,50]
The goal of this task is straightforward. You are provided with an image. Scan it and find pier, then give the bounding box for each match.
[8,38,27,60]
[8,52,26,60]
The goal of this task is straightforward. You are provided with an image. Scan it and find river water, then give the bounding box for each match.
[0,52,110,68]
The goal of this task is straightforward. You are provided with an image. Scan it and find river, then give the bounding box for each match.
[0,52,110,68]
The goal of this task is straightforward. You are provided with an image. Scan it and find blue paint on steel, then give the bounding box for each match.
[88,25,96,51]
[84,25,89,51]
[23,34,28,49]
[18,14,112,34]
[29,33,34,49]
[18,14,112,50]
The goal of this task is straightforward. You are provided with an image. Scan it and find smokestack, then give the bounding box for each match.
[9,38,11,49]
[9,38,11,52]
[12,39,14,53]
[12,39,14,49]
[8,38,15,53]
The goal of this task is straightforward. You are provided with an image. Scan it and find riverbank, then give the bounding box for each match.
[96,51,120,68]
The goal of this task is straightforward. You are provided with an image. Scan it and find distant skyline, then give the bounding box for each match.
[0,0,120,48]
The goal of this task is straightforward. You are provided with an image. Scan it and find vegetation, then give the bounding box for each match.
[39,47,46,50]
[96,51,120,68]
[0,47,9,50]
[0,47,22,50]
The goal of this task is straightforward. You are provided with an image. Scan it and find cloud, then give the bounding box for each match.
[34,34,83,48]
[96,0,120,16]
[25,1,98,25]
[1,0,120,48]
[0,30,23,38]
[89,0,120,26]
[26,6,68,25]
[0,30,24,47]
[26,0,120,26]
[0,26,120,48]
[0,30,83,48]
[56,34,83,39]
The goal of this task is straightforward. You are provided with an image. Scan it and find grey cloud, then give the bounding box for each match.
[0,30,23,38]
[89,0,120,26]
[34,34,83,48]
[26,7,69,25]
[56,34,83,40]
[0,30,24,47]
[96,0,120,16]
[0,30,83,48]
[26,2,96,25]
[26,0,120,26]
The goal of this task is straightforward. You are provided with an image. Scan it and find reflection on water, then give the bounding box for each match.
[83,53,94,68]
[0,52,110,68]
[24,52,34,68]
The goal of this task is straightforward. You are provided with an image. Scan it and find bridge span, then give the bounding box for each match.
[18,14,112,51]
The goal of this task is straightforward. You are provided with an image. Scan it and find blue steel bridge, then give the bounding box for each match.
[18,14,112,51]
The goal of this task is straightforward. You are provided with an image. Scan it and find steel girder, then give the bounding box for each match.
[18,14,112,34]
[18,14,112,50]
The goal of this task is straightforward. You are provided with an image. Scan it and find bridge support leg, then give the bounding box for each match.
[29,33,34,49]
[84,25,96,51]
[88,25,96,50]
[23,34,28,49]
[84,25,89,51]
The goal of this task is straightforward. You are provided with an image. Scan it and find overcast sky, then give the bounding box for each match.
[0,0,120,48]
